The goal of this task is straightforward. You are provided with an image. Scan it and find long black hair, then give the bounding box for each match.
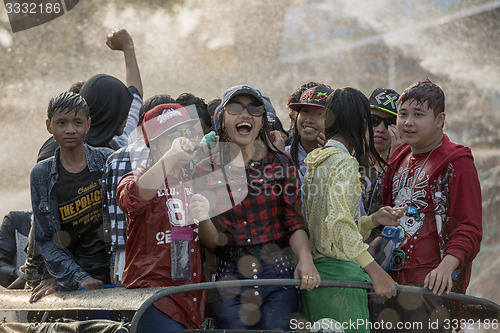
[324,87,387,170]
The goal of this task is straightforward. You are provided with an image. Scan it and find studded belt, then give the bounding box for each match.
[216,245,295,281]
[216,238,288,262]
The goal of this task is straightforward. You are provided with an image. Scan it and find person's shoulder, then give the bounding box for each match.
[280,148,293,161]
[323,147,353,162]
[264,150,290,168]
[2,211,32,235]
[107,145,129,163]
[4,210,31,221]
[31,156,54,176]
[318,149,357,178]
[33,155,54,166]
[388,143,411,165]
[435,135,474,166]
[442,135,472,154]
[120,163,147,184]
[87,145,115,160]
[332,150,358,171]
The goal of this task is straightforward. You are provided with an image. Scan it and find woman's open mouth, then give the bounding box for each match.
[236,122,253,135]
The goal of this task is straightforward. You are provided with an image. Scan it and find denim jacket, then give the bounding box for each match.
[30,144,113,290]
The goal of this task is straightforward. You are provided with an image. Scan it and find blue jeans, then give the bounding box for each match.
[213,255,299,330]
[137,305,186,333]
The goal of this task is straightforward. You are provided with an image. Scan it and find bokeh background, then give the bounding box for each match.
[1,0,499,328]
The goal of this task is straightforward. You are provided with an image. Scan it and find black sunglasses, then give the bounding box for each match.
[371,114,396,129]
[167,127,200,141]
[224,101,265,117]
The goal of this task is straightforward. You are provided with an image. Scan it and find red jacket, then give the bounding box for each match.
[382,134,482,294]
[117,165,206,329]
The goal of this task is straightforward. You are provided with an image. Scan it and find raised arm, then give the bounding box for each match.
[137,137,197,201]
[106,28,143,97]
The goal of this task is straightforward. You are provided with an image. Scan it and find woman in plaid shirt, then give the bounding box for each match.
[191,85,320,330]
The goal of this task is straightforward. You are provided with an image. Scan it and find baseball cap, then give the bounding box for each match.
[288,85,334,111]
[220,85,266,109]
[214,85,270,131]
[141,103,196,147]
[213,104,222,131]
[369,88,400,116]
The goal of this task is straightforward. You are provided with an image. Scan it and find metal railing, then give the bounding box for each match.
[129,279,500,333]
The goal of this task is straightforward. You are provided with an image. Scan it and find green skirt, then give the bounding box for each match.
[301,258,371,333]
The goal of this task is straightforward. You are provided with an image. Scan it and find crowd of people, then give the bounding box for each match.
[0,28,483,333]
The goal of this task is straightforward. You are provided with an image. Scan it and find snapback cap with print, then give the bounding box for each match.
[288,85,334,111]
[369,88,400,116]
[141,103,195,147]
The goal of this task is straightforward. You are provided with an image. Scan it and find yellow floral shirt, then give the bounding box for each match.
[303,146,375,268]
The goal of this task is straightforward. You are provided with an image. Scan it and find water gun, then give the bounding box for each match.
[375,226,405,272]
[199,131,217,154]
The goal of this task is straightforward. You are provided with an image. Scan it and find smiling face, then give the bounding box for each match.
[397,99,445,154]
[222,95,264,148]
[296,105,325,149]
[47,108,90,150]
[370,108,396,157]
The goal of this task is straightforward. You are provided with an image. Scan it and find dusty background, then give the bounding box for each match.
[1,0,499,328]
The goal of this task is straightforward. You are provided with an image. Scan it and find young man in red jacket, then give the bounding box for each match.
[117,103,206,333]
[377,79,482,331]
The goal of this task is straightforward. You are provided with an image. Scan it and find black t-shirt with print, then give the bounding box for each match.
[56,161,110,284]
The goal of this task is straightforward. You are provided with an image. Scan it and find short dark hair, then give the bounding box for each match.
[47,91,89,120]
[176,93,210,130]
[398,78,445,117]
[68,81,85,94]
[139,94,176,126]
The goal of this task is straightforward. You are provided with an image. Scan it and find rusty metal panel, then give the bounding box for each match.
[0,287,165,311]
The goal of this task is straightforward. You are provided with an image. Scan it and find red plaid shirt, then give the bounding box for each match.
[192,151,306,247]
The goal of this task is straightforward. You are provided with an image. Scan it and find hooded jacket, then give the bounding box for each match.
[382,134,482,294]
[80,74,132,149]
[303,140,376,268]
